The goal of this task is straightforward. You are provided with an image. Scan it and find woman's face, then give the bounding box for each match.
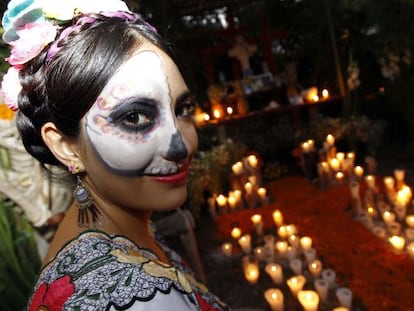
[78,44,198,212]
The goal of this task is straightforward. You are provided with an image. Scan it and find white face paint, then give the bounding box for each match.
[85,50,189,176]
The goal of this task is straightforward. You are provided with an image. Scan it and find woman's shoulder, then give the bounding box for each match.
[27,230,228,311]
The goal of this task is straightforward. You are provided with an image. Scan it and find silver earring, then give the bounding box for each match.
[74,176,101,227]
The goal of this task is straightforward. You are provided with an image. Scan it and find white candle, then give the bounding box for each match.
[383,176,395,191]
[335,171,344,183]
[326,134,335,146]
[336,287,353,309]
[297,290,319,311]
[247,155,258,168]
[227,195,237,210]
[286,275,306,296]
[216,194,227,212]
[272,209,284,226]
[288,234,299,249]
[264,288,284,311]
[251,214,263,235]
[289,258,303,275]
[244,261,259,284]
[285,224,297,236]
[253,246,264,261]
[221,242,232,257]
[322,89,329,99]
[321,268,336,288]
[308,259,322,277]
[265,263,283,285]
[354,166,364,178]
[304,247,317,263]
[388,235,405,251]
[244,182,253,195]
[231,227,242,240]
[336,152,345,162]
[257,187,267,203]
[300,236,313,250]
[365,175,376,189]
[275,240,288,256]
[314,278,329,301]
[277,225,288,239]
[405,215,414,228]
[232,161,244,175]
[330,158,340,172]
[302,142,311,153]
[382,211,396,225]
[238,234,252,253]
[407,242,414,258]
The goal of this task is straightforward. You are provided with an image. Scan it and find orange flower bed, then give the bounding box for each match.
[214,176,414,311]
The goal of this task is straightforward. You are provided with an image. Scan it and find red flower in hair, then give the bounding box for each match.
[28,275,75,311]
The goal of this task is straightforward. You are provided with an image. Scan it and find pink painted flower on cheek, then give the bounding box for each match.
[7,22,57,66]
[1,66,22,111]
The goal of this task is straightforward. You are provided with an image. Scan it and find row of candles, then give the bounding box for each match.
[222,209,354,311]
[350,169,414,257]
[208,154,269,217]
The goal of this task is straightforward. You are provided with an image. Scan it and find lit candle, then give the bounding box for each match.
[300,236,313,250]
[264,288,284,311]
[336,287,353,309]
[297,290,319,311]
[213,108,222,119]
[216,194,227,210]
[307,139,315,150]
[326,134,335,146]
[336,152,345,162]
[314,278,329,301]
[383,176,395,191]
[286,275,306,296]
[405,215,414,228]
[257,187,267,202]
[231,227,242,240]
[407,242,414,258]
[277,226,288,239]
[244,261,259,284]
[301,142,311,153]
[335,171,344,183]
[382,211,396,225]
[365,175,376,190]
[322,89,329,99]
[394,169,405,187]
[244,182,253,195]
[321,268,336,288]
[272,209,284,226]
[227,195,237,210]
[388,235,405,251]
[253,246,264,261]
[232,161,244,175]
[308,259,322,277]
[247,155,258,168]
[275,240,288,256]
[321,161,330,173]
[288,234,299,249]
[354,166,364,178]
[251,214,263,235]
[330,158,340,172]
[221,242,232,257]
[203,113,210,122]
[265,263,284,285]
[226,106,233,115]
[238,234,252,253]
[332,308,350,311]
[285,224,297,236]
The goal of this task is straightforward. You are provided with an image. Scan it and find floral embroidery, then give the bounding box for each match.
[28,275,75,311]
[29,231,228,311]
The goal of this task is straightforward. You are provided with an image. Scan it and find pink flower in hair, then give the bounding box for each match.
[1,66,22,111]
[7,22,57,66]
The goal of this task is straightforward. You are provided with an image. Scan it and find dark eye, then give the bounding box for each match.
[108,98,157,133]
[176,96,195,119]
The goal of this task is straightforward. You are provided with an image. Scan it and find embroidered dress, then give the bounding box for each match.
[27,230,228,311]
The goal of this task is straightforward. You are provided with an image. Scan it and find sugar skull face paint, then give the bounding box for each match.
[84,49,194,176]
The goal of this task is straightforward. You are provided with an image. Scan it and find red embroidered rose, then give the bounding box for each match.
[28,275,75,311]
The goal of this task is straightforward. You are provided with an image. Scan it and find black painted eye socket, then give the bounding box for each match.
[108,97,158,133]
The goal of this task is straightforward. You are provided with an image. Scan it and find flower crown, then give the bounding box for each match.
[0,0,144,111]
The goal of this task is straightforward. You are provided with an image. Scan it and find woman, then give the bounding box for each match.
[1,0,228,310]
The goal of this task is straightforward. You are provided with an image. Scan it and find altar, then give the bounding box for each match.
[199,176,414,311]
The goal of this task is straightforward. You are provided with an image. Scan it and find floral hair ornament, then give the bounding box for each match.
[0,0,131,111]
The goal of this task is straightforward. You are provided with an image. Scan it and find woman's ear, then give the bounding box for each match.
[41,122,85,172]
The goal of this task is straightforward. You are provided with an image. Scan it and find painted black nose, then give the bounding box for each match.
[165,131,188,161]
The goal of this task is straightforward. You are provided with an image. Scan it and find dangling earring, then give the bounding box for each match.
[69,163,101,227]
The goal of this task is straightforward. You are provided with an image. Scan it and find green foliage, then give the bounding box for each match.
[0,198,40,311]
